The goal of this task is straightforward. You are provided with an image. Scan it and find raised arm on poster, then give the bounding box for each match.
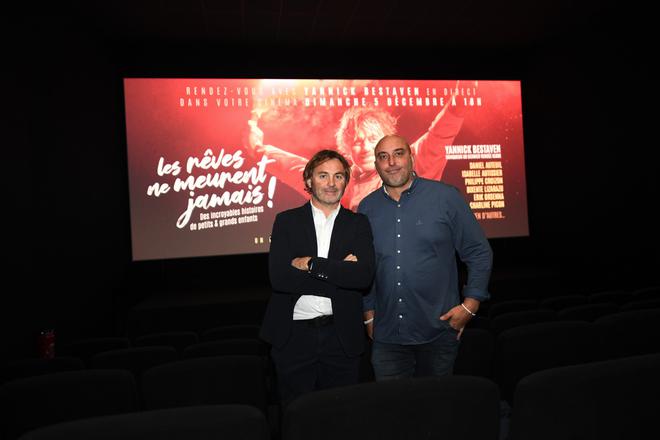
[244,80,471,211]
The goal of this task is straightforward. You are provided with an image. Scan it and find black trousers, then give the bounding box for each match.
[270,316,360,406]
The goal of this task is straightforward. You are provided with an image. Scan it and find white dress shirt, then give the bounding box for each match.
[292,202,340,320]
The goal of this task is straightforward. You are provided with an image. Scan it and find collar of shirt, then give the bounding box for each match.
[382,173,418,200]
[310,201,340,225]
[310,202,340,259]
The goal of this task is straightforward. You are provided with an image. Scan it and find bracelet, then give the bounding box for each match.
[363,318,374,325]
[461,303,476,316]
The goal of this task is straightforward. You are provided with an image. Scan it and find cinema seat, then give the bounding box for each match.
[594,309,660,360]
[538,294,588,311]
[509,353,660,440]
[0,369,138,439]
[283,376,499,440]
[0,357,85,385]
[183,338,269,358]
[453,328,495,378]
[91,346,179,379]
[493,321,597,404]
[200,324,261,341]
[556,302,619,322]
[58,337,131,367]
[134,331,199,354]
[141,355,268,413]
[587,290,633,306]
[487,300,538,319]
[17,404,270,440]
[490,309,556,334]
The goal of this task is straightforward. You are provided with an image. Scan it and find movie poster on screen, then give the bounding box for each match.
[124,78,528,261]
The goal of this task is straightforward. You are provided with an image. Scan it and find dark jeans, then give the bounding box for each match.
[371,327,460,380]
[271,317,360,406]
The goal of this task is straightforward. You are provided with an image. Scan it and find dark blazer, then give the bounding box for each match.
[260,202,375,357]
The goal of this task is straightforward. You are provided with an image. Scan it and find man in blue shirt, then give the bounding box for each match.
[358,134,492,380]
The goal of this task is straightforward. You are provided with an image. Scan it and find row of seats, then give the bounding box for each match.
[124,300,267,340]
[481,285,659,319]
[114,286,658,351]
[468,298,660,334]
[286,353,660,440]
[6,352,659,440]
[56,324,262,363]
[5,308,659,384]
[4,308,658,416]
[508,352,660,440]
[2,340,270,384]
[0,355,270,439]
[462,308,660,403]
[18,405,269,440]
[3,287,657,439]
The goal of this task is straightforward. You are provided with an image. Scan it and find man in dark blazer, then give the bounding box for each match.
[260,149,375,405]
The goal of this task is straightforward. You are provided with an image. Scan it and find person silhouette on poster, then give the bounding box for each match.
[245,82,469,211]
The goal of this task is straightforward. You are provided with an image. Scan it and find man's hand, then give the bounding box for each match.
[439,305,473,340]
[344,254,358,262]
[291,256,312,271]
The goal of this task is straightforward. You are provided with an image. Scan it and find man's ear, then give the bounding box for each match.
[305,178,312,190]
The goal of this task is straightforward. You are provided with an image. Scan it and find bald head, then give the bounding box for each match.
[374,135,411,156]
[374,135,414,191]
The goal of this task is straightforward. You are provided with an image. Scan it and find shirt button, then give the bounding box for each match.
[398,314,403,319]
[397,204,401,208]
[397,282,401,286]
[397,250,401,254]
[396,266,400,270]
[397,234,401,238]
[397,219,401,222]
[398,298,402,302]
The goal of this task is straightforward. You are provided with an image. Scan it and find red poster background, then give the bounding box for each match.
[124,79,528,261]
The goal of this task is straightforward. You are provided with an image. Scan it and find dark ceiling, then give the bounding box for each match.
[16,0,642,52]
[12,0,647,79]
[83,0,593,47]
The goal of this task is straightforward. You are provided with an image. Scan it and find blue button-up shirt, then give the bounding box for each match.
[358,177,493,344]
